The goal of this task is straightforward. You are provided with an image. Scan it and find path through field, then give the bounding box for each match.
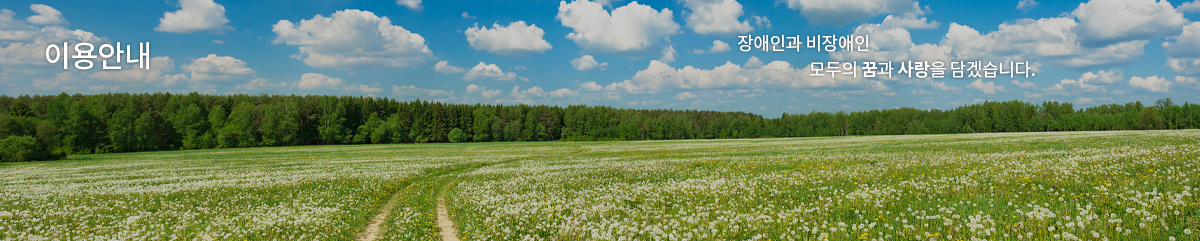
[3,131,1199,240]
[436,196,460,241]
[357,185,405,241]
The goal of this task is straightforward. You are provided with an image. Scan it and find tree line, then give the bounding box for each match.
[1,92,1196,161]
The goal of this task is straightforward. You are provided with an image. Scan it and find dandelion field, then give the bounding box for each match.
[2,130,1199,240]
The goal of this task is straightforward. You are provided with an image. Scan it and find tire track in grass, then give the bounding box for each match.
[436,183,460,241]
[358,157,529,241]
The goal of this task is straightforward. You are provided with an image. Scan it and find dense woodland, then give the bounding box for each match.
[1,92,1197,161]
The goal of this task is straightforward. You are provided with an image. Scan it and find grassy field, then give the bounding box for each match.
[2,130,1198,240]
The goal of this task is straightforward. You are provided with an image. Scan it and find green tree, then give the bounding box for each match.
[473,106,496,142]
[353,113,382,144]
[317,98,346,145]
[448,128,467,143]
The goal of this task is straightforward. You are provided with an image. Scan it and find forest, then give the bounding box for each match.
[1,92,1196,161]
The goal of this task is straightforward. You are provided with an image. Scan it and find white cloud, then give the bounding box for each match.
[681,0,753,35]
[155,0,231,34]
[434,60,466,74]
[571,55,608,71]
[674,91,697,100]
[938,18,1143,70]
[1039,70,1123,96]
[344,84,383,93]
[557,0,681,54]
[965,79,1007,95]
[781,0,922,26]
[26,4,67,25]
[1011,79,1037,90]
[235,78,288,91]
[580,81,604,91]
[0,9,102,65]
[297,73,343,90]
[183,54,255,81]
[693,40,731,54]
[1182,0,1200,12]
[1017,0,1039,11]
[91,56,186,86]
[396,0,422,10]
[1167,57,1200,75]
[462,12,476,19]
[878,11,939,29]
[272,9,433,69]
[465,21,552,55]
[601,59,885,95]
[659,45,677,63]
[464,62,517,81]
[1128,75,1171,93]
[393,85,451,96]
[930,81,960,91]
[510,85,577,99]
[212,40,225,44]
[1071,0,1187,47]
[742,56,764,69]
[752,15,771,29]
[1164,22,1200,58]
[1074,97,1111,105]
[466,84,502,98]
[911,89,931,95]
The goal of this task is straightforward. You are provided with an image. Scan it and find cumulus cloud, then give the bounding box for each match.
[1011,80,1037,90]
[930,81,961,91]
[183,54,255,81]
[343,84,383,93]
[557,0,681,55]
[393,85,451,97]
[1017,0,1038,11]
[571,55,608,71]
[466,84,502,98]
[580,81,604,91]
[463,62,517,81]
[510,85,578,99]
[1167,57,1200,75]
[296,73,343,90]
[0,9,102,65]
[91,56,187,86]
[1071,0,1187,47]
[752,15,771,29]
[659,45,677,63]
[1040,70,1121,96]
[396,0,422,10]
[681,0,753,35]
[26,4,67,25]
[1182,0,1200,12]
[1128,75,1171,93]
[155,0,231,33]
[600,57,886,95]
[1074,97,1111,105]
[234,78,288,91]
[272,9,433,69]
[465,21,553,55]
[1164,22,1200,58]
[781,0,922,26]
[693,40,731,54]
[434,60,466,74]
[965,79,1007,95]
[674,91,697,100]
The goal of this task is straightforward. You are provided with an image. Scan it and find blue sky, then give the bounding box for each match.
[2,0,1199,115]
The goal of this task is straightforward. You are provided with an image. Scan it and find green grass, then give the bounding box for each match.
[2,130,1199,240]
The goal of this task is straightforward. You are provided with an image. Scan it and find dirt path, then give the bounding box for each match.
[358,186,406,241]
[436,195,461,241]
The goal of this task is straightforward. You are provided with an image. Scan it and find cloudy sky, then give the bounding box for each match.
[2,0,1199,115]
